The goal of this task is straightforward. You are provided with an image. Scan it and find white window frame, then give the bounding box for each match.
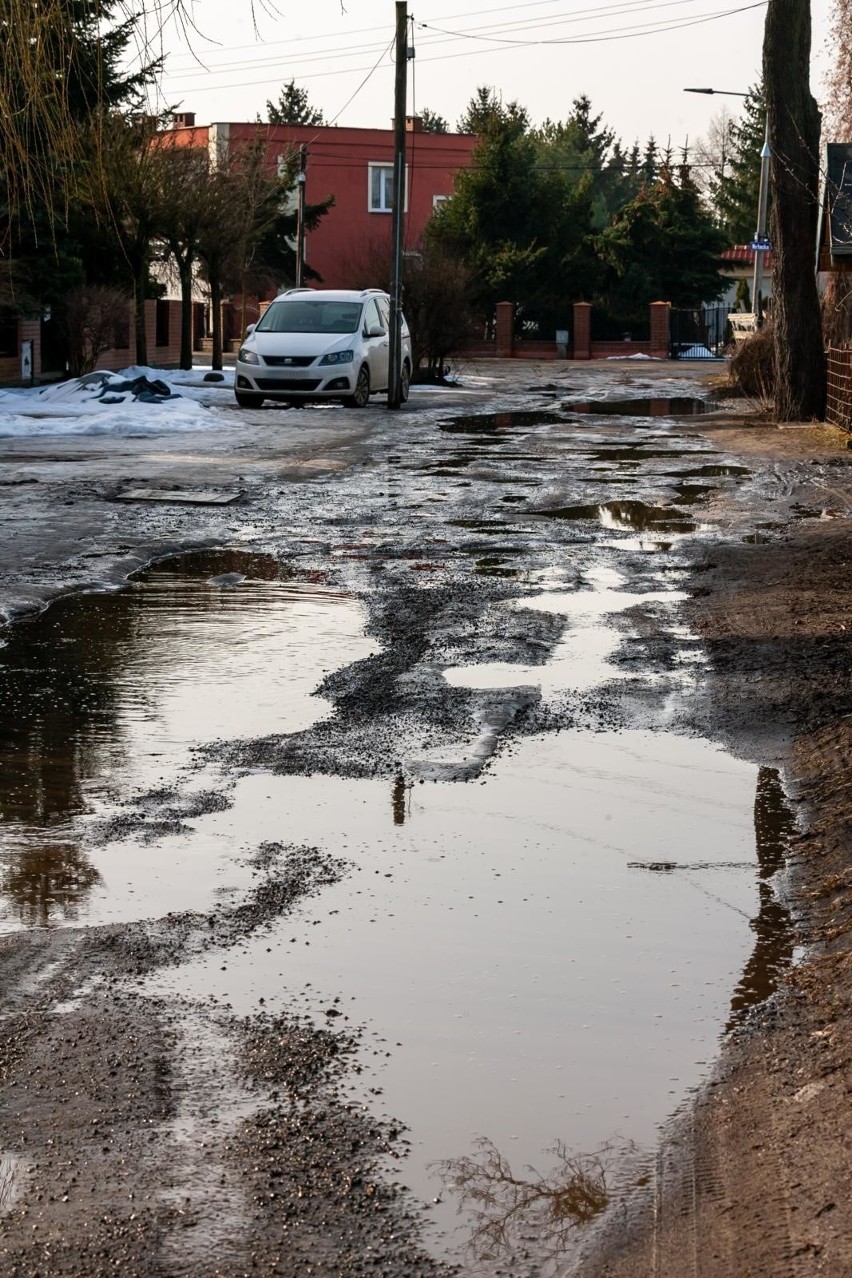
[432,194,450,210]
[368,162,407,213]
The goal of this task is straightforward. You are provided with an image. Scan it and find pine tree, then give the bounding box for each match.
[597,164,728,322]
[266,80,325,126]
[419,108,449,134]
[709,85,766,243]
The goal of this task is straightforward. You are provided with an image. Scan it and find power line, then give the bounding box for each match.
[161,0,763,91]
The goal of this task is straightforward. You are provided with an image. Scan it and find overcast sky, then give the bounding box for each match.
[150,0,834,152]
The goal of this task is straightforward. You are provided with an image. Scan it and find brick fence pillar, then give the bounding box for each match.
[572,301,591,360]
[495,301,514,358]
[649,301,671,358]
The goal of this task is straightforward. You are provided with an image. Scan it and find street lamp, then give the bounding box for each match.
[684,87,771,327]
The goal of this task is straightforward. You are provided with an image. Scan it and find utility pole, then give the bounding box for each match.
[387,2,408,409]
[295,145,307,289]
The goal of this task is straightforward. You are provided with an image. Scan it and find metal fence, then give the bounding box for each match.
[826,345,852,432]
[670,305,731,359]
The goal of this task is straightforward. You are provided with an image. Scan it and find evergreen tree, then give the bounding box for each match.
[597,163,728,323]
[430,99,594,331]
[266,80,325,126]
[419,108,449,134]
[709,85,766,243]
[535,97,636,229]
[457,86,529,135]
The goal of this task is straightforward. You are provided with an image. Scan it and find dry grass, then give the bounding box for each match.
[728,327,775,408]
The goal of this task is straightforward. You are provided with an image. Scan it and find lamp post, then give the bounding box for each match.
[684,87,770,327]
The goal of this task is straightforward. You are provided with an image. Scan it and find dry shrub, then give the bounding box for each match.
[729,325,775,405]
[63,286,132,376]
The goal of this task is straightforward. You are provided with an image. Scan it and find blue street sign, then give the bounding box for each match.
[749,235,771,251]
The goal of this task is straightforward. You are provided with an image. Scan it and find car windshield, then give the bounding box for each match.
[255,300,363,335]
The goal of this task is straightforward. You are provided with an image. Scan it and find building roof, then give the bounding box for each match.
[817,142,852,265]
[720,245,774,272]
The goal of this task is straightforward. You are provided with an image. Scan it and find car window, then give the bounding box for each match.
[363,300,384,334]
[376,297,390,328]
[256,300,363,334]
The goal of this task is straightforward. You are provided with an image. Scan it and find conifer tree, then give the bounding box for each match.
[266,80,324,126]
[709,85,766,243]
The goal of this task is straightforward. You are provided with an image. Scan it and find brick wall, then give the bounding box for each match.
[826,345,852,431]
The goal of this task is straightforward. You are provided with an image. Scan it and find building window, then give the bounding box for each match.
[369,163,394,212]
[368,163,408,213]
[155,299,170,347]
[432,194,449,210]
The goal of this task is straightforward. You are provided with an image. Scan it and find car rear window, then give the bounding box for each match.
[256,300,363,334]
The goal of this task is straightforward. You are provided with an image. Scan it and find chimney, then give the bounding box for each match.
[405,115,423,132]
[172,111,196,129]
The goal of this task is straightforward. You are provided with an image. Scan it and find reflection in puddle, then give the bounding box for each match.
[439,410,565,434]
[432,1136,611,1271]
[728,767,797,1028]
[0,550,375,931]
[540,501,697,534]
[1,841,101,928]
[565,397,706,416]
[443,568,688,694]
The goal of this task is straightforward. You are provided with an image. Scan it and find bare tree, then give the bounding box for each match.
[62,285,131,375]
[821,0,852,343]
[156,141,210,369]
[763,0,826,419]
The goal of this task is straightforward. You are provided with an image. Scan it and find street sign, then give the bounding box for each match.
[749,235,772,251]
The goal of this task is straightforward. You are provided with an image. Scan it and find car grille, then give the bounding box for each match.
[262,356,316,367]
[255,378,322,391]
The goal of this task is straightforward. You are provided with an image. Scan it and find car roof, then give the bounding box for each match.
[270,288,387,304]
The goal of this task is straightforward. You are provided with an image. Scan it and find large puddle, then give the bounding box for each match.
[0,545,796,1273]
[0,550,376,929]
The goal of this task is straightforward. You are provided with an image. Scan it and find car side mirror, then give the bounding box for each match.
[367,323,385,338]
[245,323,256,335]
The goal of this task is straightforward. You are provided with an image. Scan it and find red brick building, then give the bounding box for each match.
[169,115,478,290]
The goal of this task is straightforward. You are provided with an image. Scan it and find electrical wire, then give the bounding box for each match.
[162,0,764,92]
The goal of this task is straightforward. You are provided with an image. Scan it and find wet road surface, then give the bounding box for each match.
[0,367,807,1275]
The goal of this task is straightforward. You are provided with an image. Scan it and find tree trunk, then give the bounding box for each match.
[178,259,194,370]
[134,259,148,367]
[210,273,224,371]
[763,0,826,420]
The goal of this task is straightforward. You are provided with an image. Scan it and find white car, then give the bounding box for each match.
[234,288,412,408]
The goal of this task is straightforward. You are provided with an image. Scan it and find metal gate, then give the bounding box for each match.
[670,305,731,359]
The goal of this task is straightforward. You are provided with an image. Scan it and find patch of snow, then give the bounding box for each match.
[605,353,661,361]
[0,366,230,437]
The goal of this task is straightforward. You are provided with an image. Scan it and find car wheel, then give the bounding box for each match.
[235,391,264,408]
[344,365,370,408]
[400,360,411,403]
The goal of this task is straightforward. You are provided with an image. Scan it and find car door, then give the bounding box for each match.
[363,299,389,391]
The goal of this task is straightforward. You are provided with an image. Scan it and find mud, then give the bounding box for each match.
[0,363,849,1275]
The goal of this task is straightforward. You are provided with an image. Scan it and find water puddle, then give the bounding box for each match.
[439,411,565,434]
[0,549,375,930]
[144,728,763,1273]
[0,537,795,1273]
[443,567,687,694]
[539,501,697,535]
[565,397,706,417]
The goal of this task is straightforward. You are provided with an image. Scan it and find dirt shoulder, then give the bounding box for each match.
[580,418,852,1277]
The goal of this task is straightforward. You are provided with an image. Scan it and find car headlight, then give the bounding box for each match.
[238,348,260,365]
[319,350,354,366]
